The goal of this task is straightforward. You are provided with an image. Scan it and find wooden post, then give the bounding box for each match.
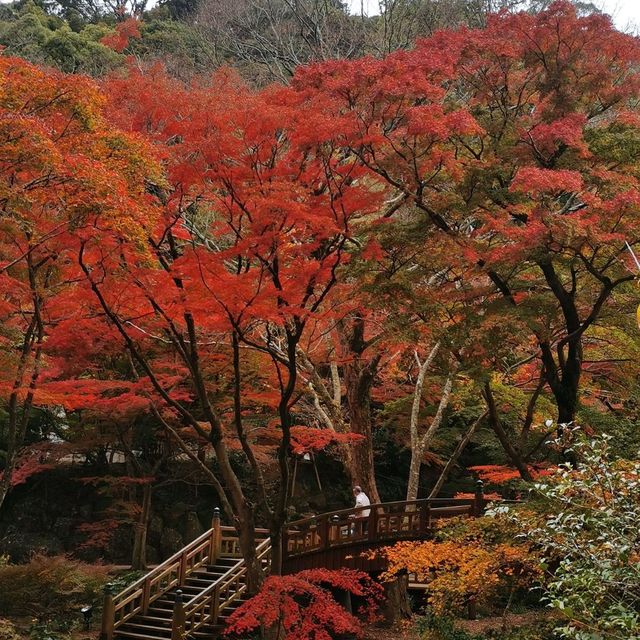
[331,515,341,544]
[474,480,485,516]
[320,515,330,550]
[210,507,221,565]
[468,596,477,620]
[210,584,220,626]
[172,590,186,640]
[178,550,187,585]
[368,507,377,542]
[142,578,151,614]
[419,501,428,534]
[100,592,115,640]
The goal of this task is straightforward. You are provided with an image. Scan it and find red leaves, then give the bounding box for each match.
[101,18,141,53]
[290,427,365,455]
[9,444,68,488]
[470,464,554,485]
[510,167,583,195]
[225,569,383,639]
[525,114,588,156]
[407,105,484,139]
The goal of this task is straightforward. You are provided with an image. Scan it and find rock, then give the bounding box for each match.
[183,512,204,542]
[162,502,189,525]
[0,532,64,562]
[52,517,74,540]
[159,528,183,557]
[148,515,164,544]
[107,526,134,564]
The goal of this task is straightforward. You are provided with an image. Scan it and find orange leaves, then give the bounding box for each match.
[0,56,159,246]
[470,464,553,485]
[380,538,537,616]
[0,57,160,497]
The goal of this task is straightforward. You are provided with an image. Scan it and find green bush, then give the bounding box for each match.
[501,433,640,639]
[0,555,110,617]
[416,611,480,640]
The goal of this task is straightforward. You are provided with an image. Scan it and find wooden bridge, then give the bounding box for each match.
[101,492,485,640]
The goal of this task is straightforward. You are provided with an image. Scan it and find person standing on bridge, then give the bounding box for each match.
[352,486,370,535]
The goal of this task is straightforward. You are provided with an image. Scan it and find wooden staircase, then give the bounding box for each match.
[115,556,247,640]
[101,512,270,640]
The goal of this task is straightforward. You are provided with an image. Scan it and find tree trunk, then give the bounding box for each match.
[428,411,487,499]
[344,365,381,503]
[381,573,412,625]
[406,367,456,502]
[269,528,284,578]
[338,315,381,503]
[131,483,152,570]
[237,510,263,593]
[298,349,354,485]
[0,464,14,512]
[405,447,424,504]
[483,382,533,482]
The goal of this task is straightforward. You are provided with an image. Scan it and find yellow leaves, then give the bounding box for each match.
[379,539,537,616]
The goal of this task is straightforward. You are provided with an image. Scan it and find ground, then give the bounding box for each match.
[362,610,558,639]
[363,624,419,640]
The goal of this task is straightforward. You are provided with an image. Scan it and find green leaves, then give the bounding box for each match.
[507,434,640,639]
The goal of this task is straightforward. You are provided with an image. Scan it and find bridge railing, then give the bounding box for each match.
[284,492,485,558]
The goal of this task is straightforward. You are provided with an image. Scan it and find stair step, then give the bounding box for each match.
[193,627,224,639]
[146,607,173,617]
[135,616,173,626]
[151,599,176,609]
[115,631,169,640]
[186,577,217,586]
[120,623,172,636]
[176,585,205,594]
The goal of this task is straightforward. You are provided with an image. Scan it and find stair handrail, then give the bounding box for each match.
[101,511,236,640]
[179,537,272,637]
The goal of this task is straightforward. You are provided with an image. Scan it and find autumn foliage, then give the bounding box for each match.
[0,55,158,505]
[378,517,540,617]
[1,4,640,617]
[225,569,384,639]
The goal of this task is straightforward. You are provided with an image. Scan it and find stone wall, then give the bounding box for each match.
[0,469,221,564]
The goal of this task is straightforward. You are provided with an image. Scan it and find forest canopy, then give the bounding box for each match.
[0,1,639,639]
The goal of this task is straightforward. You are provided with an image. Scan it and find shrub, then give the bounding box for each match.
[416,611,480,640]
[0,619,20,640]
[225,568,384,639]
[501,433,640,639]
[0,554,110,616]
